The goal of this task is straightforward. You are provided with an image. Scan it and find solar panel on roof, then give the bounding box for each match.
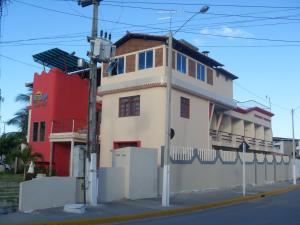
[32,48,83,73]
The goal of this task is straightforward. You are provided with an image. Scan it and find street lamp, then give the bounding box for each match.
[162,5,209,207]
[291,105,300,185]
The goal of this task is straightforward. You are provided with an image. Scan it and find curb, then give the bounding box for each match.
[5,184,300,225]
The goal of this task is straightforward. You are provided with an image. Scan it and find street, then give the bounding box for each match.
[112,188,300,225]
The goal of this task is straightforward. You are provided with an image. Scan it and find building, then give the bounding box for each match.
[99,32,274,167]
[27,33,275,175]
[27,49,94,176]
[273,137,300,156]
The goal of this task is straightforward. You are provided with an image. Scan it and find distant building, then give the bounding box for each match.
[273,137,300,156]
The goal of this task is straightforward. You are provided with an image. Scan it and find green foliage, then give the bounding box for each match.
[0,132,22,162]
[15,146,43,167]
[6,87,32,141]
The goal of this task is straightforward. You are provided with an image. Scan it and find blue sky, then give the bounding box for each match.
[0,0,300,139]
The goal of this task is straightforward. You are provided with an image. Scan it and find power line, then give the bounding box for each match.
[180,30,300,43]
[234,82,289,111]
[0,32,88,44]
[99,1,300,10]
[13,0,300,44]
[0,54,42,69]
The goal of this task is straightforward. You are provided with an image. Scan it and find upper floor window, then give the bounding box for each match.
[108,57,124,76]
[32,122,39,142]
[177,53,186,74]
[138,50,153,70]
[180,97,190,119]
[39,122,46,142]
[197,63,205,81]
[32,121,46,142]
[119,95,140,117]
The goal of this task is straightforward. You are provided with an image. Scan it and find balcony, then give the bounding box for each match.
[210,129,273,152]
[49,119,100,143]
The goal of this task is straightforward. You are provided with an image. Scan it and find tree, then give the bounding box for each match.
[6,87,32,141]
[14,146,43,179]
[0,132,22,161]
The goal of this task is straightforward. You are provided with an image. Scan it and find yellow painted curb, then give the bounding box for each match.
[5,184,300,225]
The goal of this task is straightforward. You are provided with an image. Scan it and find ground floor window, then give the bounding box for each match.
[113,141,141,149]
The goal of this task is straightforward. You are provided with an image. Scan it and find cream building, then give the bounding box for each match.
[99,33,273,167]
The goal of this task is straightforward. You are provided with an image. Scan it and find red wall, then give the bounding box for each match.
[29,68,88,165]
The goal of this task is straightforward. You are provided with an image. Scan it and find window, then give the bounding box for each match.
[119,95,140,117]
[138,50,153,70]
[197,63,205,81]
[177,53,186,74]
[39,122,46,142]
[108,57,124,76]
[180,97,190,119]
[32,122,39,142]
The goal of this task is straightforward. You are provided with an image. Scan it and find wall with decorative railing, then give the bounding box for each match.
[159,146,292,194]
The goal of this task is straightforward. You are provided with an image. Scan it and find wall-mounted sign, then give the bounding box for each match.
[33,91,48,107]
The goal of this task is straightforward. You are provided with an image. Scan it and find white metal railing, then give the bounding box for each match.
[170,146,217,161]
[210,129,273,152]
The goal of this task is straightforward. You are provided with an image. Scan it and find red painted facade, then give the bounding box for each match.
[28,68,89,176]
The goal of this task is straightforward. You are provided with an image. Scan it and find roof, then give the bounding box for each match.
[115,32,238,80]
[273,137,300,142]
[215,68,238,80]
[32,48,82,73]
[235,107,274,117]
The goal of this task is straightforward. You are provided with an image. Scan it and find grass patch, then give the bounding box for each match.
[0,173,24,182]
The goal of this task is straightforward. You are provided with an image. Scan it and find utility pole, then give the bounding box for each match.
[161,6,209,207]
[162,32,173,207]
[292,108,296,185]
[78,0,101,206]
[0,89,3,135]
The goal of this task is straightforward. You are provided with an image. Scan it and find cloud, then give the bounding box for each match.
[200,26,253,38]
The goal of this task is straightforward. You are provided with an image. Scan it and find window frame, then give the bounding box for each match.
[197,63,205,81]
[39,121,46,142]
[119,95,140,117]
[180,97,190,119]
[32,122,39,142]
[176,53,187,74]
[138,50,153,70]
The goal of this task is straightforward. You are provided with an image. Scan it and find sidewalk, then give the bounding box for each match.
[0,180,298,225]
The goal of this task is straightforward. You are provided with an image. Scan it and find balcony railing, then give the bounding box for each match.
[51,119,87,134]
[210,129,273,152]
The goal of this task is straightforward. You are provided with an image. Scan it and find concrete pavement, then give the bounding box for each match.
[0,180,299,225]
[115,185,300,225]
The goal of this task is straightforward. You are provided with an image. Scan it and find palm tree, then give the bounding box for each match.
[14,146,43,179]
[7,87,32,140]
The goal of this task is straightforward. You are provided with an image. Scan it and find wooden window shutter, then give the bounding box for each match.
[155,48,163,67]
[126,54,136,73]
[207,68,214,85]
[188,59,196,78]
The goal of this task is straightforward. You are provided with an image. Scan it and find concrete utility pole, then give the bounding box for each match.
[291,108,297,185]
[162,6,209,207]
[242,142,246,196]
[78,0,101,206]
[162,32,173,207]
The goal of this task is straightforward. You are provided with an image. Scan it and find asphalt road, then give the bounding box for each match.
[112,188,300,225]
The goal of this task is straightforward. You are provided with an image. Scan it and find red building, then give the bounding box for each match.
[28,66,89,176]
